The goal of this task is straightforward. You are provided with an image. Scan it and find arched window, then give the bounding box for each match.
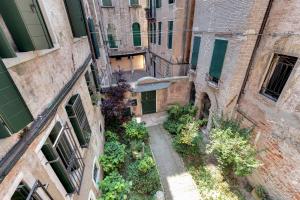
[132,22,141,47]
[107,23,118,48]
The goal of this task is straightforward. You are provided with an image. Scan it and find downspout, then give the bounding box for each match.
[236,0,273,104]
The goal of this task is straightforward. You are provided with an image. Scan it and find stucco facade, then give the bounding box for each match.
[190,0,300,199]
[0,0,108,199]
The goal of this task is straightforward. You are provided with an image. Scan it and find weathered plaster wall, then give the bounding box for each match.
[238,1,300,199]
[110,54,145,72]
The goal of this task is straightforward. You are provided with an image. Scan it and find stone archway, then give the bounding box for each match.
[198,93,211,120]
[189,82,196,105]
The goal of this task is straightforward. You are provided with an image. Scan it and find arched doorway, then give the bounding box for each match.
[189,82,196,105]
[199,93,211,120]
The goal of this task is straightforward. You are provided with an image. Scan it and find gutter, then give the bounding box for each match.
[0,54,92,183]
[236,0,273,104]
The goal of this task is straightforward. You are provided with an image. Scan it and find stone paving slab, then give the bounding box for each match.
[148,125,201,200]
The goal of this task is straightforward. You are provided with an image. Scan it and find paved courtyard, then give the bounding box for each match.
[147,125,201,200]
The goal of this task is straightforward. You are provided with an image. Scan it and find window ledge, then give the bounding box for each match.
[101,6,114,8]
[3,44,60,68]
[206,80,219,89]
[129,5,141,8]
[73,36,88,43]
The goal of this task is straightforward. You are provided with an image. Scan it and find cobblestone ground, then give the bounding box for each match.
[148,125,201,200]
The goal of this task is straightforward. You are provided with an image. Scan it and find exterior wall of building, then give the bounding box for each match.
[237,1,300,199]
[0,0,107,199]
[131,77,191,116]
[149,0,193,77]
[99,0,148,52]
[110,54,146,72]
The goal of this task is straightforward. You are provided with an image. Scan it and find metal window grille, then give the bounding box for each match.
[262,55,297,101]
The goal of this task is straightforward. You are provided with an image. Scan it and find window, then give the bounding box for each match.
[0,0,53,56]
[167,21,173,49]
[93,159,100,185]
[261,54,297,101]
[130,0,139,6]
[0,60,33,138]
[64,0,87,38]
[42,122,85,194]
[153,23,156,44]
[85,71,96,103]
[102,0,113,7]
[132,23,141,46]
[88,18,100,59]
[156,0,162,8]
[90,64,100,92]
[191,36,201,70]
[158,22,162,45]
[65,94,92,147]
[11,182,41,200]
[107,24,118,48]
[149,23,153,43]
[209,39,228,83]
[169,0,175,4]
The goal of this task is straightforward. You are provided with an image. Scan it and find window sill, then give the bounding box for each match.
[3,44,60,68]
[129,5,141,8]
[73,36,88,43]
[207,80,219,89]
[101,6,114,8]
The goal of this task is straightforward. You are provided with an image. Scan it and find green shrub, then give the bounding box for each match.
[104,130,119,142]
[208,126,260,176]
[167,104,197,121]
[127,159,160,195]
[138,156,155,173]
[100,171,131,200]
[99,141,126,173]
[123,119,148,140]
[255,185,269,200]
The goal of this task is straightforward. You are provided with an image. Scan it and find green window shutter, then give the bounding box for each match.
[130,0,139,6]
[0,0,53,52]
[191,36,201,70]
[132,23,141,46]
[149,23,152,43]
[65,94,91,147]
[108,34,118,48]
[209,39,228,80]
[153,23,156,44]
[156,0,162,8]
[0,60,32,138]
[102,0,112,6]
[64,0,87,38]
[41,141,75,194]
[168,21,173,49]
[158,22,162,45]
[88,18,100,59]
[90,64,100,92]
[0,27,16,58]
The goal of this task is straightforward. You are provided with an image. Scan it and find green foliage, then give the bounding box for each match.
[255,185,269,200]
[167,103,197,120]
[123,119,148,140]
[138,156,155,173]
[127,158,160,195]
[208,120,260,176]
[99,141,126,173]
[104,130,119,142]
[100,171,131,200]
[189,165,245,200]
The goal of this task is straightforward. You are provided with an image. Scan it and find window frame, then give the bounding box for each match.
[129,0,139,6]
[92,157,100,187]
[102,0,113,7]
[167,21,173,49]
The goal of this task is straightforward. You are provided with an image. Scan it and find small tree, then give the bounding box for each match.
[101,75,131,129]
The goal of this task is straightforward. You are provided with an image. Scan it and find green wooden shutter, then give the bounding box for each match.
[130,0,139,6]
[156,0,162,8]
[209,39,228,80]
[65,94,91,147]
[108,34,117,48]
[191,36,201,70]
[153,23,156,44]
[90,64,100,92]
[88,18,100,59]
[149,23,153,43]
[132,23,141,46]
[0,60,33,138]
[158,22,162,45]
[0,27,16,58]
[0,0,53,52]
[64,0,87,38]
[41,141,75,194]
[102,0,112,6]
[168,21,173,49]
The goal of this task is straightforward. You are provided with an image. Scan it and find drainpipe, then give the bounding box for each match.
[236,0,273,104]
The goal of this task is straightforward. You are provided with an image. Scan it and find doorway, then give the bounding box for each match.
[199,93,211,120]
[141,91,156,114]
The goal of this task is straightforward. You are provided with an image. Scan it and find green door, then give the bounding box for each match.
[141,91,156,114]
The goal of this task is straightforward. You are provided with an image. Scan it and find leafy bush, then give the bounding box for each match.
[123,119,148,140]
[167,104,197,120]
[100,171,131,200]
[99,141,126,173]
[138,156,155,173]
[104,130,119,142]
[127,159,160,195]
[208,123,260,176]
